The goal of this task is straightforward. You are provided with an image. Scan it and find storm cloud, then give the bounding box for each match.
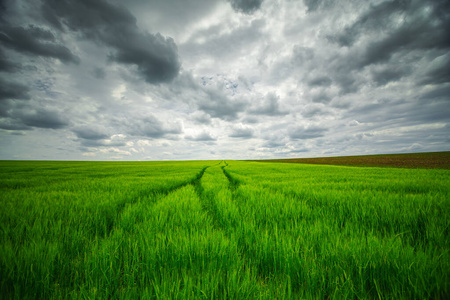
[0,49,21,72]
[0,0,448,160]
[0,78,30,101]
[227,0,264,14]
[73,125,110,141]
[2,108,69,130]
[341,0,450,67]
[289,126,328,140]
[120,114,182,139]
[19,109,68,129]
[41,0,181,83]
[197,89,247,120]
[0,25,79,64]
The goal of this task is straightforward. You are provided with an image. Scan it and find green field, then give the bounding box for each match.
[1,160,449,299]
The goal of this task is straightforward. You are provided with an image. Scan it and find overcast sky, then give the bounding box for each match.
[0,0,449,160]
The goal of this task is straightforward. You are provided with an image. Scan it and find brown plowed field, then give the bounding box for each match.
[255,152,450,169]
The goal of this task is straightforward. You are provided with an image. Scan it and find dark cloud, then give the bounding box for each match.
[41,0,181,84]
[0,77,31,119]
[0,78,30,101]
[92,67,106,79]
[408,101,450,124]
[111,33,180,84]
[419,85,450,101]
[119,114,182,138]
[262,139,286,148]
[289,125,327,140]
[229,126,253,138]
[160,71,201,97]
[0,103,9,117]
[346,97,450,127]
[309,91,332,104]
[72,125,109,140]
[17,108,68,129]
[301,106,330,118]
[242,116,259,124]
[0,118,30,130]
[330,69,360,95]
[1,105,68,130]
[353,1,450,67]
[198,89,247,120]
[346,101,394,123]
[156,73,248,121]
[0,48,20,72]
[249,92,288,116]
[289,148,309,154]
[332,0,409,47]
[419,54,450,85]
[371,67,409,86]
[303,0,333,12]
[227,0,264,14]
[0,25,80,64]
[307,76,332,87]
[318,0,450,96]
[190,112,212,125]
[360,27,447,67]
[185,132,216,141]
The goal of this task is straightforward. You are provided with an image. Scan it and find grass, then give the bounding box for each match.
[1,159,449,298]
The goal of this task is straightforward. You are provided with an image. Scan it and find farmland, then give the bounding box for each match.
[0,159,449,299]
[254,151,450,169]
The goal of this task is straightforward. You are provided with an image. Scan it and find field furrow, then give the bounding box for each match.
[1,160,448,299]
[0,161,211,299]
[201,162,297,297]
[225,161,450,299]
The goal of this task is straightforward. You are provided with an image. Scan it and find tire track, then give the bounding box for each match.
[180,162,282,295]
[221,163,240,192]
[194,163,229,230]
[100,166,210,238]
[221,162,279,284]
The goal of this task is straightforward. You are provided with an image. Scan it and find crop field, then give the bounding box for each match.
[0,160,449,299]
[255,151,450,169]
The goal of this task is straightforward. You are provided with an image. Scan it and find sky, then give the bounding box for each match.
[0,0,449,161]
